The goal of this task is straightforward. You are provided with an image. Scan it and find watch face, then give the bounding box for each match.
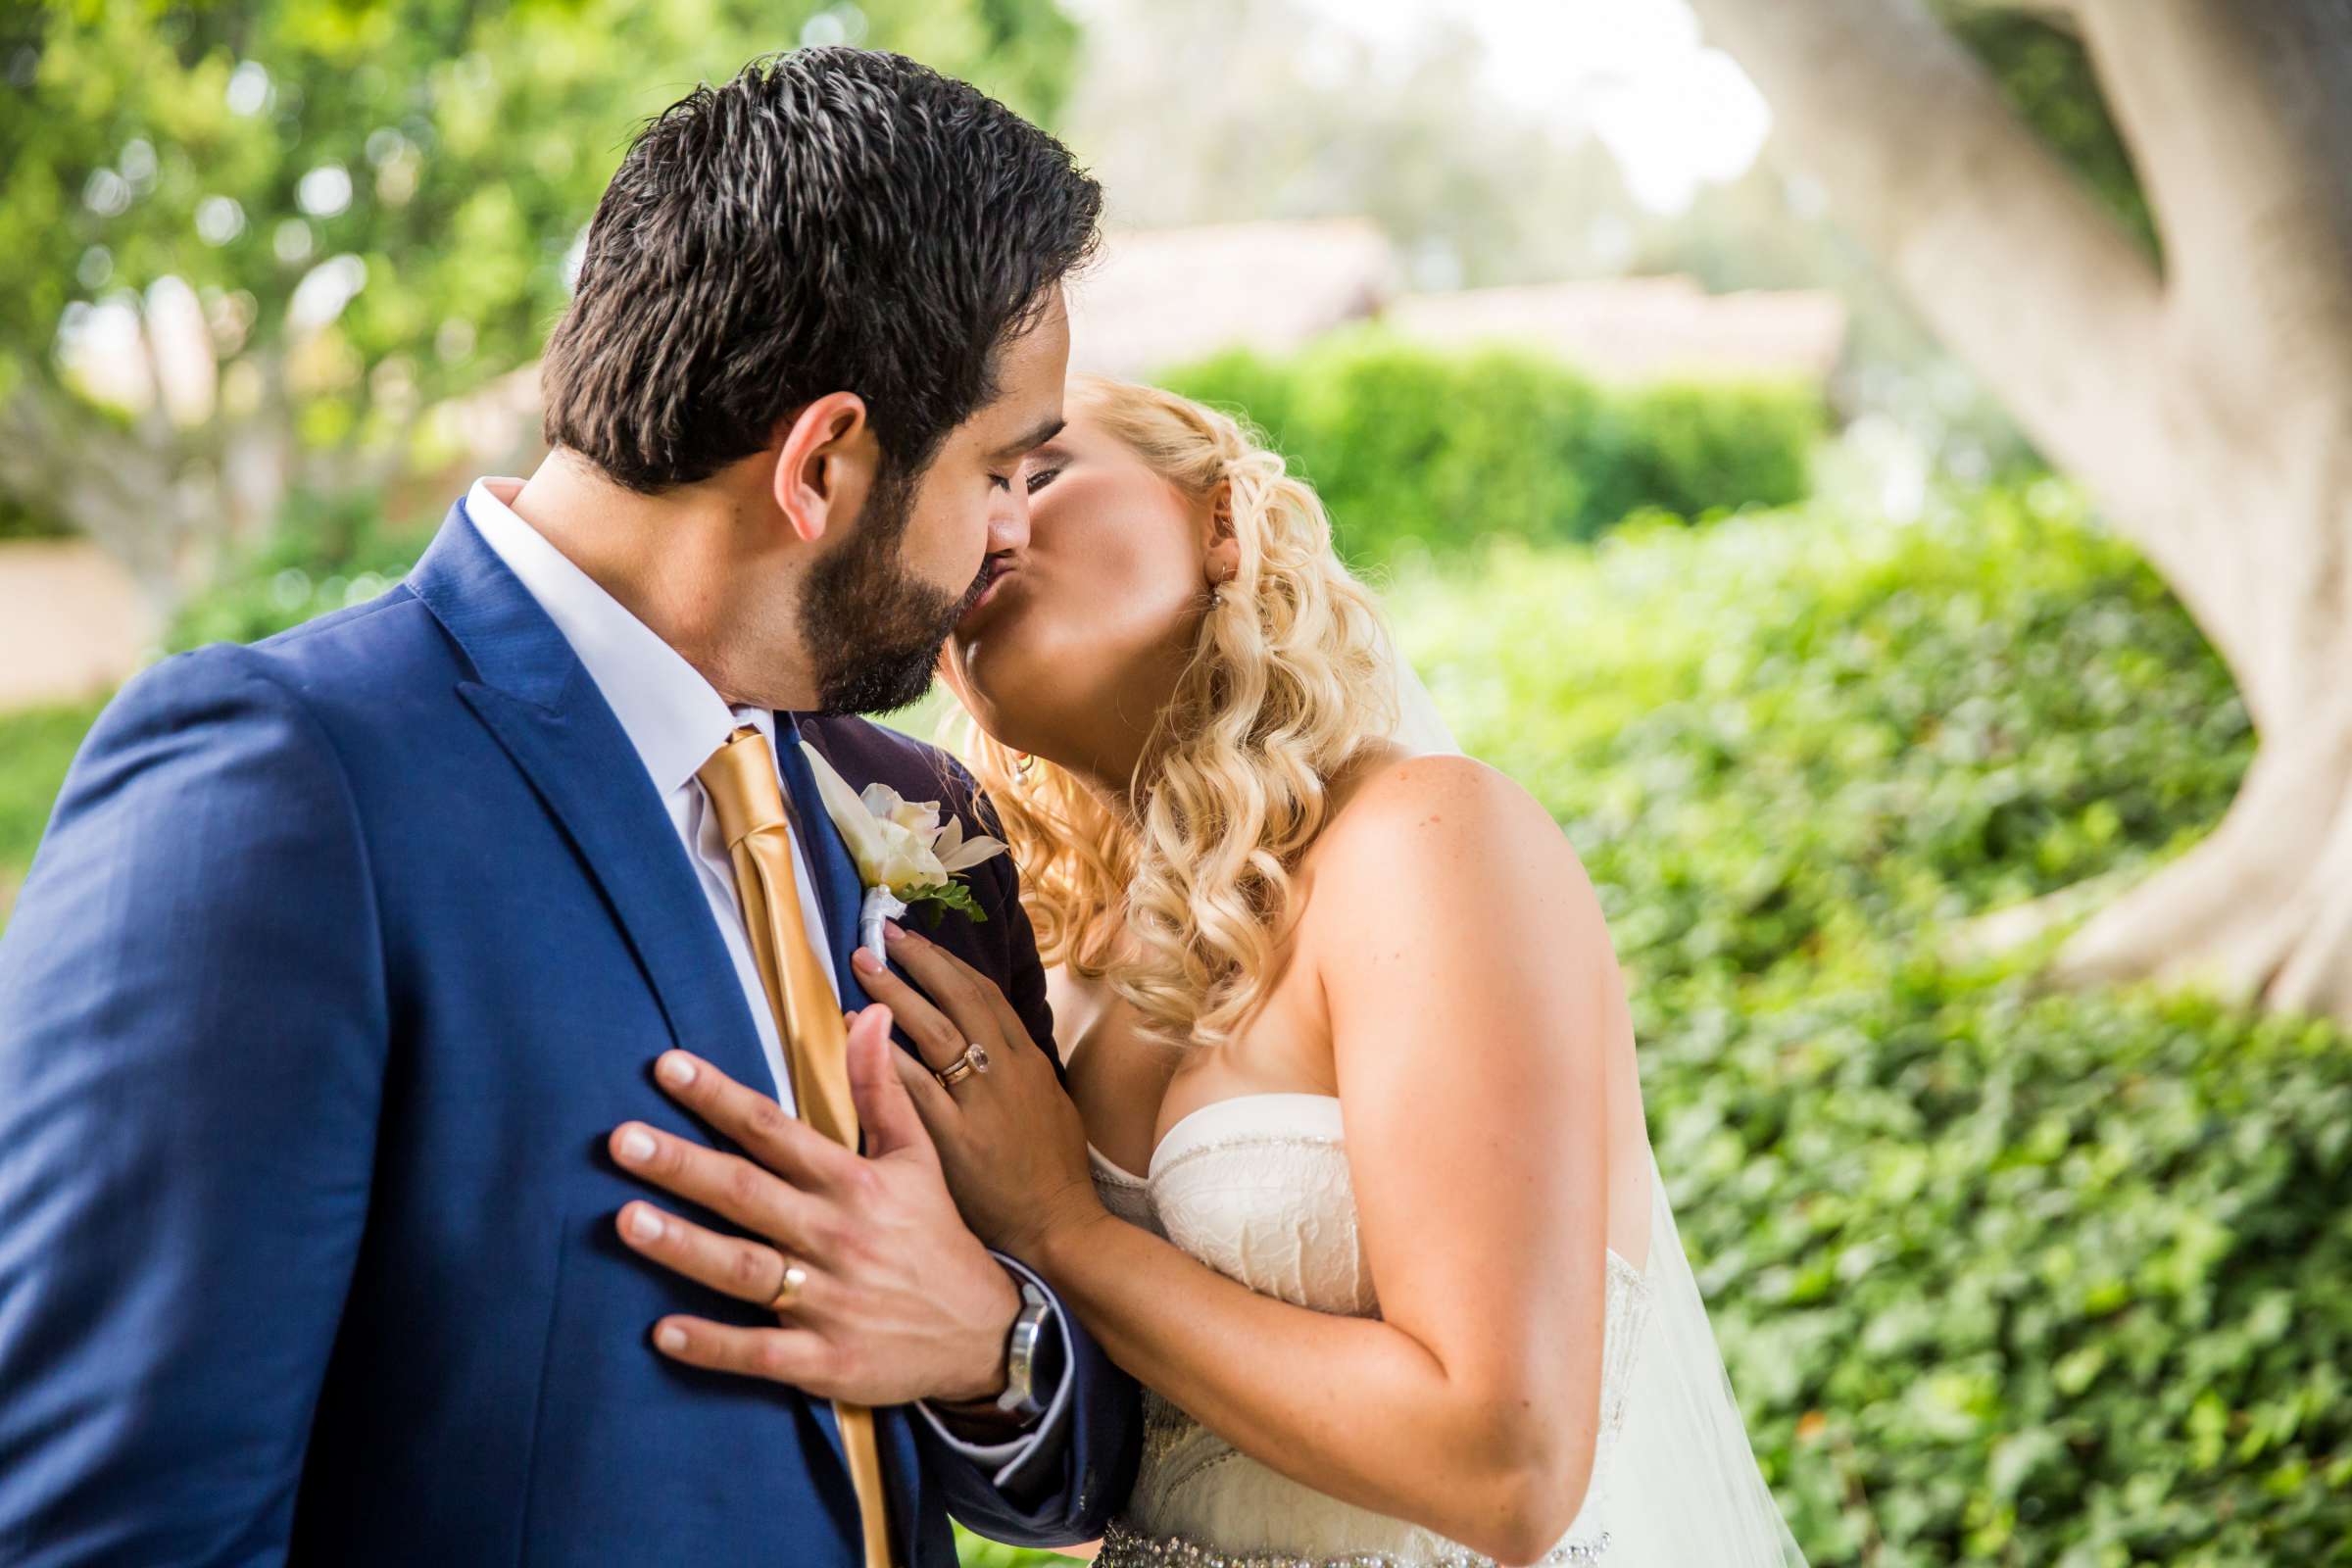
[997,1289,1053,1416]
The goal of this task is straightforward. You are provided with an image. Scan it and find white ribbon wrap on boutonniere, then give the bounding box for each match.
[800,742,1010,964]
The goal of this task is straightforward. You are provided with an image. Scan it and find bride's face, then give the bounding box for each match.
[941,402,1227,769]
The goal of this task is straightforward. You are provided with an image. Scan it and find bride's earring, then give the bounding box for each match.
[1014,751,1036,777]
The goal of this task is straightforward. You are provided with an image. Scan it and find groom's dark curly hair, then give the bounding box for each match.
[540,47,1101,493]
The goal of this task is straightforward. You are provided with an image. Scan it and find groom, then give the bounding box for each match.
[0,48,1137,1567]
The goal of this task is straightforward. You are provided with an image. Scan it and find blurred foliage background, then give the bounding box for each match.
[0,0,1076,601]
[4,1,2349,1564]
[1163,334,1821,563]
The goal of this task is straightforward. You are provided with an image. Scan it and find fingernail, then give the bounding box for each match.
[656,1324,688,1354]
[626,1205,664,1243]
[617,1127,657,1164]
[657,1052,698,1087]
[852,947,883,973]
[883,920,906,942]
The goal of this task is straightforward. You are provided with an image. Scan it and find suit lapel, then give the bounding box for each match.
[776,713,874,1018]
[414,504,921,1513]
[409,503,770,1094]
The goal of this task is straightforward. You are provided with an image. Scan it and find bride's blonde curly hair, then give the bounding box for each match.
[952,375,1398,1051]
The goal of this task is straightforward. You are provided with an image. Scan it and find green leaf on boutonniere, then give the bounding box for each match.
[901,879,987,928]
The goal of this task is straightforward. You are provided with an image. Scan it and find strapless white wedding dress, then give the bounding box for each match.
[1086,1093,1656,1568]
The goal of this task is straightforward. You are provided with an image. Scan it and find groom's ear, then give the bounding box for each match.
[771,392,880,546]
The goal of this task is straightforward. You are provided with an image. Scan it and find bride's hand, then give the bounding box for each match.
[849,921,1106,1260]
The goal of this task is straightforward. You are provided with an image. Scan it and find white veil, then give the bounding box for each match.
[1373,629,1809,1566]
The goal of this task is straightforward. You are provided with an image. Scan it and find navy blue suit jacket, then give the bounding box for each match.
[0,502,1140,1565]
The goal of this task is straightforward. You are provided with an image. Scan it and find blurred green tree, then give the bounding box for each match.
[1688,0,2352,1025]
[0,0,1079,608]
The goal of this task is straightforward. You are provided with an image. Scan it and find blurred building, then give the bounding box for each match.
[1066,218,1400,377]
[1387,274,1846,382]
[1068,218,1845,382]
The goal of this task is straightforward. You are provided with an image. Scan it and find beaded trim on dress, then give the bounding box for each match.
[1094,1516,1616,1567]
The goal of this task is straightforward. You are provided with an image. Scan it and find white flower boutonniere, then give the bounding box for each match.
[800,741,1010,960]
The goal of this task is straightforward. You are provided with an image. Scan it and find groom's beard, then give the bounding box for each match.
[801,463,993,716]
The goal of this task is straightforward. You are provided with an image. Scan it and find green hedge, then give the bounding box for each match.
[1386,486,2347,1564]
[1395,483,2253,984]
[1622,956,2352,1567]
[1159,329,1822,565]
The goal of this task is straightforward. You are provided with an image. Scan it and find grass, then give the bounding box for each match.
[0,698,103,929]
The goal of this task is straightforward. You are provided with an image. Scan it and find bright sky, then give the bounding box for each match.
[1287,0,1772,213]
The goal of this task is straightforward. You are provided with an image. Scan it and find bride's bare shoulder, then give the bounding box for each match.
[1301,749,1608,966]
[1313,750,1580,881]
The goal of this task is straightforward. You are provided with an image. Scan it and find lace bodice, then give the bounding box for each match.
[1088,1093,1655,1567]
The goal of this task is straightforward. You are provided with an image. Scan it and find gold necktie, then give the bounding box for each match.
[698,723,894,1568]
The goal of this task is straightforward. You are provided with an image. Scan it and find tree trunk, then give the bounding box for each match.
[1685,0,2352,1023]
[1,356,299,616]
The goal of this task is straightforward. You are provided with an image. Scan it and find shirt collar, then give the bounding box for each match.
[465,476,773,797]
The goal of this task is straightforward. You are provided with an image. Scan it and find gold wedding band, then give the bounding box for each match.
[769,1256,809,1312]
[934,1041,992,1089]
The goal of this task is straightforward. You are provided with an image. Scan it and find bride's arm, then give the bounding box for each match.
[866,755,1626,1564]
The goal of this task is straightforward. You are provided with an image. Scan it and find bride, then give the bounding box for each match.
[854,375,1807,1566]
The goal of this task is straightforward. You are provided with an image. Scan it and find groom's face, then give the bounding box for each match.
[799,295,1070,715]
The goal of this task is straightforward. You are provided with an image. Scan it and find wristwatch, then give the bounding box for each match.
[994,1279,1053,1420]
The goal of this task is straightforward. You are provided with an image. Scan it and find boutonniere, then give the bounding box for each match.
[800,741,1010,959]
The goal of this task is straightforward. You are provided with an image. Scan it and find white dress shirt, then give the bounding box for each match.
[466,477,1057,1476]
